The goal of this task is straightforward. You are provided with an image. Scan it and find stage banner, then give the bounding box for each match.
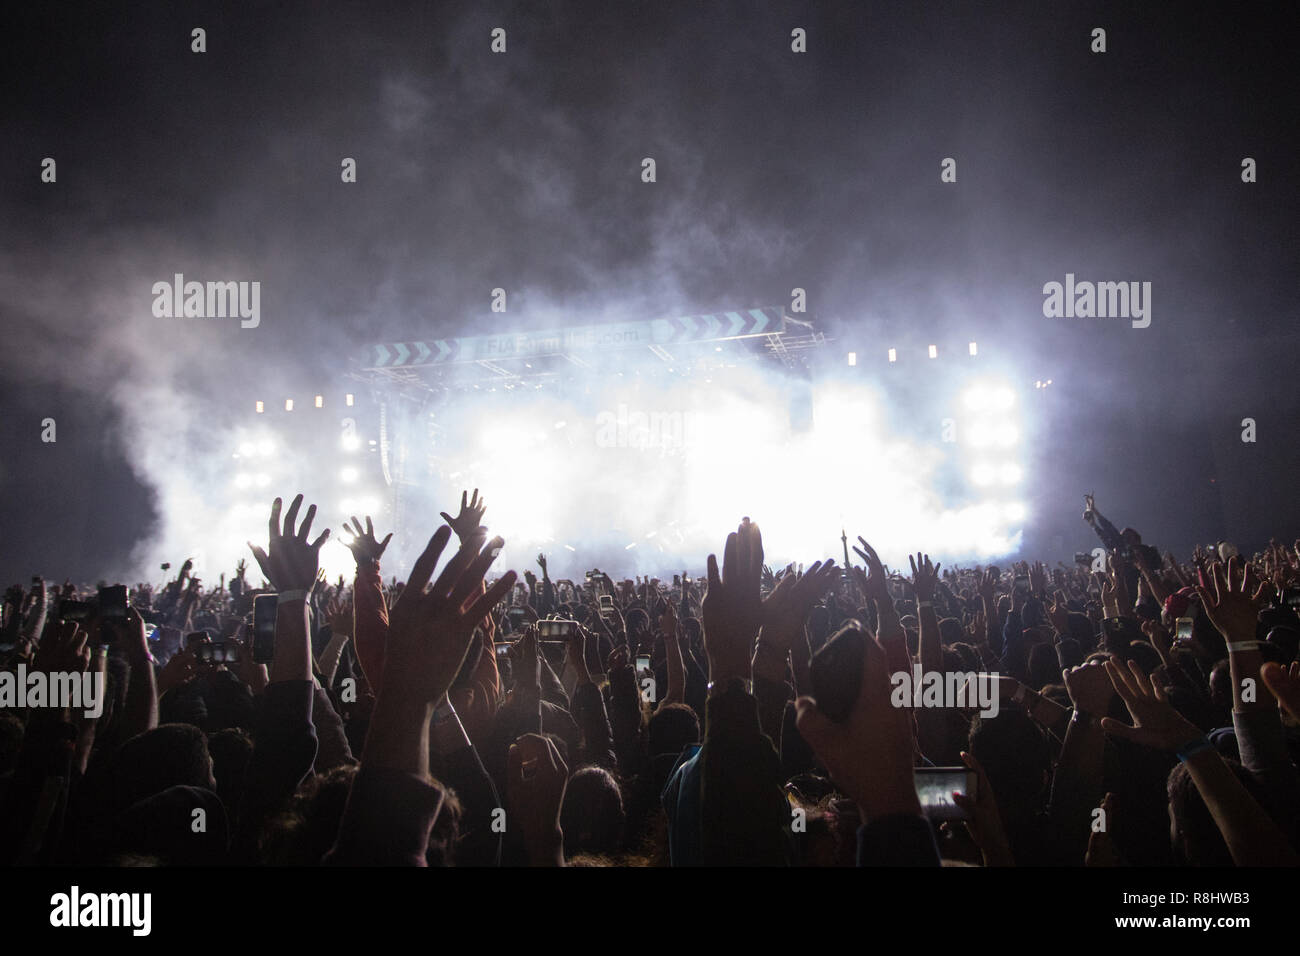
[360,307,786,369]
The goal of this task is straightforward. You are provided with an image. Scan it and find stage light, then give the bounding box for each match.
[990,388,1015,410]
[928,345,938,359]
[235,473,252,489]
[255,473,271,487]
[257,439,273,456]
[255,401,264,414]
[995,424,1019,447]
[315,395,324,408]
[285,399,294,412]
[967,424,993,448]
[888,348,897,363]
[339,498,353,513]
[554,420,567,430]
[971,463,996,486]
[346,393,354,406]
[847,351,857,366]
[564,544,576,551]
[1034,381,1042,389]
[358,496,381,514]
[238,442,255,456]
[1004,502,1027,522]
[969,342,978,356]
[963,387,988,410]
[340,467,358,483]
[999,463,1023,485]
[341,435,361,451]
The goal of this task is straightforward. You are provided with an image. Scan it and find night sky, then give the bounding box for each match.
[2,1,1297,582]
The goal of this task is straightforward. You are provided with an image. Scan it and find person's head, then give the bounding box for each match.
[1167,757,1262,865]
[968,711,1051,815]
[560,765,625,857]
[648,702,700,757]
[625,608,649,639]
[1027,643,1060,691]
[111,723,214,813]
[206,727,253,818]
[938,617,964,646]
[1125,641,1161,677]
[1121,528,1143,549]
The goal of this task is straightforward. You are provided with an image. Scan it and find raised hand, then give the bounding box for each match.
[248,494,330,592]
[1196,557,1259,643]
[382,529,515,708]
[1261,661,1300,722]
[759,559,838,652]
[851,537,891,604]
[342,515,392,568]
[1063,659,1115,716]
[1100,658,1202,752]
[908,552,941,603]
[507,733,568,866]
[794,624,920,821]
[702,517,764,685]
[439,488,487,542]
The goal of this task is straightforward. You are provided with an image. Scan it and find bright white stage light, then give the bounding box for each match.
[234,473,252,489]
[967,424,993,448]
[257,439,274,456]
[928,345,938,359]
[285,399,294,412]
[238,442,255,457]
[999,463,1023,485]
[1004,501,1027,522]
[971,463,996,486]
[341,435,361,451]
[847,351,857,366]
[345,393,355,406]
[888,348,897,363]
[995,424,1019,447]
[968,342,978,356]
[315,395,324,408]
[991,388,1015,410]
[340,467,358,483]
[255,473,271,488]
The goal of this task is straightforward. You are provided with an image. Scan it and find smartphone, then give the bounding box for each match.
[252,594,278,664]
[599,594,615,612]
[536,619,577,640]
[1013,575,1031,595]
[635,654,651,675]
[145,623,159,642]
[540,641,567,670]
[494,642,512,659]
[60,599,93,623]
[506,606,527,628]
[208,642,239,664]
[914,767,976,821]
[810,622,867,723]
[98,585,128,622]
[1175,617,1194,642]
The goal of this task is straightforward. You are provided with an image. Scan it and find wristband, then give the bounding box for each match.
[1226,641,1259,653]
[917,601,933,610]
[277,589,308,603]
[1176,737,1214,762]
